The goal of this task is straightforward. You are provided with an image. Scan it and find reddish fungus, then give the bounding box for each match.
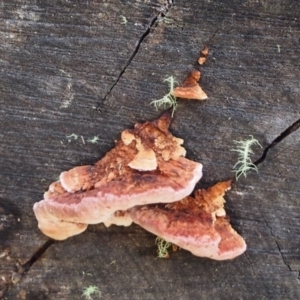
[201,45,209,56]
[129,181,246,260]
[33,113,203,240]
[172,70,208,101]
[198,45,209,65]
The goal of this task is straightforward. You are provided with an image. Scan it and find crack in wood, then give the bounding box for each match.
[2,240,55,297]
[97,0,174,109]
[260,212,299,276]
[231,117,300,182]
[244,252,256,276]
[275,241,293,272]
[254,117,300,167]
[260,212,278,239]
[21,239,56,273]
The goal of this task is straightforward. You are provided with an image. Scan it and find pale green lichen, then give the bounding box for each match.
[66,133,78,142]
[231,135,262,179]
[120,15,128,25]
[82,285,101,300]
[66,134,99,144]
[155,237,172,258]
[277,44,280,53]
[150,76,178,117]
[87,136,100,144]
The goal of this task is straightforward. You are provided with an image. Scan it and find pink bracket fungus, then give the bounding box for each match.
[33,113,203,240]
[129,180,246,260]
[172,70,208,101]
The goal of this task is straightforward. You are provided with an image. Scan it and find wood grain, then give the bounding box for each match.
[1,0,300,299]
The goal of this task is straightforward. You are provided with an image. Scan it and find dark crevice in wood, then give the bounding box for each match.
[98,1,175,109]
[244,252,256,276]
[233,116,300,179]
[275,241,292,272]
[2,240,55,298]
[254,117,300,167]
[260,212,278,239]
[260,211,298,275]
[98,15,157,107]
[21,239,55,273]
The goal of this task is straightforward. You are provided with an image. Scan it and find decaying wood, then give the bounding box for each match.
[1,0,300,299]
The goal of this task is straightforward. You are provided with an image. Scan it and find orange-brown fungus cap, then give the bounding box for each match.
[198,57,206,65]
[198,46,209,65]
[172,70,208,100]
[201,46,209,56]
[129,180,246,260]
[44,180,67,200]
[33,113,203,240]
[128,144,157,171]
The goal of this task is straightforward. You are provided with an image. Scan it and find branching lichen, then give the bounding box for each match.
[231,135,262,179]
[66,133,78,142]
[150,76,178,117]
[82,285,101,300]
[66,134,100,144]
[87,136,100,144]
[155,237,172,258]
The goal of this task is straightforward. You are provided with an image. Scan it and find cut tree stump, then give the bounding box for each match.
[1,0,300,299]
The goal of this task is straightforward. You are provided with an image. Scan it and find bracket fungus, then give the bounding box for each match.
[129,180,246,260]
[172,70,208,101]
[33,113,203,240]
[198,45,209,65]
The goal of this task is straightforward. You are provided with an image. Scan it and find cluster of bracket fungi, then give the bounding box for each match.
[33,52,246,260]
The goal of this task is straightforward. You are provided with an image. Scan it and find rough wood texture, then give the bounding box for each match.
[1,0,300,299]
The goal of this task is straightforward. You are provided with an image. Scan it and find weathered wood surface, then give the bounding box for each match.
[1,0,300,299]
